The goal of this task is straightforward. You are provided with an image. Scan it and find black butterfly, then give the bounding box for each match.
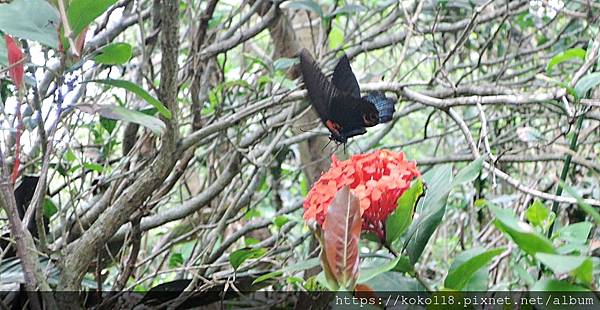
[299,48,395,144]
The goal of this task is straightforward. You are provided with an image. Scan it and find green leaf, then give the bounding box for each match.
[168,252,184,268]
[76,103,166,134]
[452,156,483,186]
[282,0,323,17]
[488,205,556,256]
[252,271,282,285]
[243,237,259,247]
[535,253,588,274]
[531,279,588,292]
[84,79,171,119]
[229,248,266,270]
[392,256,413,273]
[562,184,600,226]
[574,72,600,99]
[532,279,588,291]
[535,74,578,97]
[100,117,116,134]
[83,162,103,172]
[444,247,505,291]
[572,258,593,286]
[67,0,118,39]
[364,271,425,291]
[282,257,320,273]
[526,199,549,227]
[93,42,132,65]
[328,27,344,50]
[0,0,60,53]
[554,222,593,244]
[64,149,77,162]
[273,215,289,229]
[546,48,586,73]
[43,198,58,218]
[272,57,299,71]
[357,256,401,284]
[386,179,423,244]
[0,39,6,65]
[406,164,452,264]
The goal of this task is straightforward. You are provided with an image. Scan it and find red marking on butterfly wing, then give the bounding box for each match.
[325,120,342,135]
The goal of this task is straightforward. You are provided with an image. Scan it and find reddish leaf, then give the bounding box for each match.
[4,35,24,89]
[354,283,376,299]
[322,186,362,290]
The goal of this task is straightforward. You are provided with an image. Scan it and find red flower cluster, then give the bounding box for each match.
[4,35,24,89]
[304,149,420,239]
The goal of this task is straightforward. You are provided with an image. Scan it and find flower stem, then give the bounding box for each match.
[547,113,585,238]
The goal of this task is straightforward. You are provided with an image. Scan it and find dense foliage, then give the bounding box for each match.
[0,0,599,307]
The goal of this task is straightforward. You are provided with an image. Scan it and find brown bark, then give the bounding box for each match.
[57,0,181,293]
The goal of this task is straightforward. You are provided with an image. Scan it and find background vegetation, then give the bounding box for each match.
[0,0,599,307]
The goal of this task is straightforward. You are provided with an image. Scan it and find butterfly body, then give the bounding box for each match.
[299,49,395,143]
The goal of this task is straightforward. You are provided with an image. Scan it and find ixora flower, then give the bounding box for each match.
[304,149,420,239]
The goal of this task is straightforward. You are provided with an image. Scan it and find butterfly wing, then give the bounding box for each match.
[329,96,380,130]
[363,92,396,123]
[332,54,361,98]
[299,49,338,124]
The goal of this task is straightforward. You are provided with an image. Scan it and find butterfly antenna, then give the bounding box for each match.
[321,138,333,152]
[297,126,327,136]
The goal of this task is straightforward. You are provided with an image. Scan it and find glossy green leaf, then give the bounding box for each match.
[43,198,58,218]
[554,222,593,244]
[574,72,600,98]
[531,279,588,291]
[252,271,283,285]
[526,199,549,227]
[535,253,589,274]
[67,0,118,39]
[282,0,323,17]
[452,156,483,186]
[229,247,266,270]
[364,271,425,291]
[100,117,116,134]
[489,205,556,256]
[93,42,132,65]
[76,103,165,134]
[444,247,505,291]
[386,178,423,244]
[392,256,413,273]
[0,0,60,53]
[546,48,586,73]
[572,258,593,285]
[84,79,171,119]
[357,256,401,284]
[406,164,452,264]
